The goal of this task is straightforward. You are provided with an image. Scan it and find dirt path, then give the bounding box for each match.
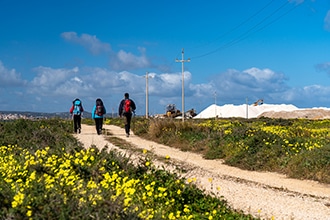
[75,124,330,220]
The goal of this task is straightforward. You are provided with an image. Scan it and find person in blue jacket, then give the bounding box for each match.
[70,98,84,134]
[92,98,106,135]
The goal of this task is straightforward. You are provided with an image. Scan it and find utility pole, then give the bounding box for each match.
[214,91,217,118]
[145,71,149,119]
[175,48,190,122]
[246,97,249,119]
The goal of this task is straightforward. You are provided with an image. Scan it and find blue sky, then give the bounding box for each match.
[1,0,330,115]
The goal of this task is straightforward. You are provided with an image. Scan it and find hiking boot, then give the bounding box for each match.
[78,128,81,134]
[126,133,130,137]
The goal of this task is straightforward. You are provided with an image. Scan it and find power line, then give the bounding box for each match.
[228,3,302,48]
[191,0,302,60]
[174,0,277,61]
[206,1,290,53]
[193,0,277,49]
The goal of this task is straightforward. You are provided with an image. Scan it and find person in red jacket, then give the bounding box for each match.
[118,93,136,137]
[70,98,84,133]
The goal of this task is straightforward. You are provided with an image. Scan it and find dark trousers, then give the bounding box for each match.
[124,113,132,135]
[94,118,103,135]
[73,115,81,133]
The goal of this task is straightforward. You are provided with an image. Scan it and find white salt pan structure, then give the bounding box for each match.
[194,103,299,119]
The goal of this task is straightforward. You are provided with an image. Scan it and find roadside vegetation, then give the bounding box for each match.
[0,119,257,219]
[105,117,330,184]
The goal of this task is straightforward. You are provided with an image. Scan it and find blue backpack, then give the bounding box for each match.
[73,100,82,115]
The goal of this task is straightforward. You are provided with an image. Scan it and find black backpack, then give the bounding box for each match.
[95,99,105,116]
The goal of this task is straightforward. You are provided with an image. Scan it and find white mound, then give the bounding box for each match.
[194,103,300,119]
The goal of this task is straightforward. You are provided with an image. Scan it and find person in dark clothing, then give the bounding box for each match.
[118,93,136,137]
[92,98,106,135]
[70,98,84,134]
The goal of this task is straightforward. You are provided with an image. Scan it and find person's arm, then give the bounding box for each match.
[69,105,74,114]
[118,100,123,116]
[92,106,96,119]
[131,100,136,112]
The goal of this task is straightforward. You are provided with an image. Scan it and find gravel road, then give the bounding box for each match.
[75,124,330,220]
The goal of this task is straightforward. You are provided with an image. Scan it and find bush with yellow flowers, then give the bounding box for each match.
[0,119,257,219]
[115,117,330,184]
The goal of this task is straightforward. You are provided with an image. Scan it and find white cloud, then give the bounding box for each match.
[0,61,26,87]
[30,66,78,92]
[3,59,330,113]
[189,83,215,98]
[146,72,193,97]
[61,32,155,71]
[27,66,109,103]
[83,67,124,89]
[111,47,150,70]
[72,76,83,83]
[61,32,111,55]
[243,67,275,81]
[303,84,330,96]
[29,66,134,100]
[210,67,288,104]
[324,10,330,31]
[158,73,181,89]
[274,85,330,107]
[315,62,330,74]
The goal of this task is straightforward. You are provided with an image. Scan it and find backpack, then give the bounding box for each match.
[95,99,104,116]
[123,99,132,113]
[73,100,82,115]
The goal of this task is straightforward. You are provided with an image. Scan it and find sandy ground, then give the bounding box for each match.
[258,108,330,119]
[75,124,330,220]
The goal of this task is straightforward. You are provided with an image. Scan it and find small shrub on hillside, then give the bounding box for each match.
[0,119,79,153]
[127,118,330,184]
[146,119,210,152]
[286,144,330,182]
[204,135,227,159]
[130,117,150,136]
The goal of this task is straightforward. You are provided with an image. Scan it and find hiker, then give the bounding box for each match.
[92,98,106,135]
[70,98,84,134]
[118,93,136,137]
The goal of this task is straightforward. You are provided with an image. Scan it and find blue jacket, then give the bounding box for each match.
[92,105,106,119]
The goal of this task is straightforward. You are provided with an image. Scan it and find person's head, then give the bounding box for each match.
[124,93,129,99]
[73,98,80,104]
[96,98,103,104]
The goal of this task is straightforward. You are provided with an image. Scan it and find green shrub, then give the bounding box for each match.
[286,144,330,182]
[128,118,330,184]
[0,119,257,220]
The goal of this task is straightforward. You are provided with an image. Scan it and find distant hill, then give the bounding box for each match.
[0,111,117,120]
